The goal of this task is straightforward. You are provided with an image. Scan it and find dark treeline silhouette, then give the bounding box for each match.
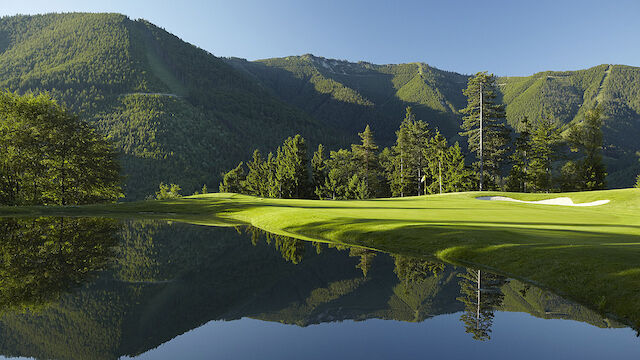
[220,71,609,198]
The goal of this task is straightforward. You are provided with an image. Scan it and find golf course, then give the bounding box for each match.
[1,188,639,328]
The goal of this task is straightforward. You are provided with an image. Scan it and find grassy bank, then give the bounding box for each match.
[2,189,640,327]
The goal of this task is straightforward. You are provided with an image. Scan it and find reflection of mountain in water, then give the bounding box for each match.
[0,220,624,360]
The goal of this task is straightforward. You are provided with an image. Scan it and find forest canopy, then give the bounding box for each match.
[0,91,122,205]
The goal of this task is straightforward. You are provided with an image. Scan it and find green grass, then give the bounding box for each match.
[2,189,640,327]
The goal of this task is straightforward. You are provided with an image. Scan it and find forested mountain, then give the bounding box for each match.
[228,56,640,187]
[0,13,340,199]
[1,13,638,198]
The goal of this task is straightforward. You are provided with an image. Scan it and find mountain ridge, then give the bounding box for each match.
[0,13,638,195]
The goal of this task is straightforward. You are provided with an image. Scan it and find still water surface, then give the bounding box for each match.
[0,217,637,359]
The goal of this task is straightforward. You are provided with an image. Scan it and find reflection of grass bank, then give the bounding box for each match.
[1,189,640,327]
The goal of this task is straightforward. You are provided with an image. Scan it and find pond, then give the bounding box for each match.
[0,217,637,359]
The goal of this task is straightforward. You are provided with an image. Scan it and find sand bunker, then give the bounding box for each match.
[476,196,610,207]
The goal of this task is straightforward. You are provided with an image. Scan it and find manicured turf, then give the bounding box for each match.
[2,189,640,327]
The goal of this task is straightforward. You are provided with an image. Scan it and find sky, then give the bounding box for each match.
[1,0,639,76]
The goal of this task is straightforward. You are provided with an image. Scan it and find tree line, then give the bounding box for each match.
[220,72,612,198]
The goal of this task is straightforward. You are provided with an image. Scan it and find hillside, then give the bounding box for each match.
[0,13,638,196]
[0,13,340,199]
[228,56,640,186]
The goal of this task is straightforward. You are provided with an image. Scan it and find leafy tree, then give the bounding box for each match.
[567,107,607,190]
[460,72,511,190]
[0,217,118,310]
[219,162,246,193]
[0,91,122,205]
[155,183,182,199]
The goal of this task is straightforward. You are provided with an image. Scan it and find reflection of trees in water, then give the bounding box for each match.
[243,226,305,264]
[0,217,118,311]
[393,255,445,290]
[347,247,377,277]
[456,268,507,341]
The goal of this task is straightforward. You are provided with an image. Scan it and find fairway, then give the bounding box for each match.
[2,189,640,328]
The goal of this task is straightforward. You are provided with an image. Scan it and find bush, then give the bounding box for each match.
[155,183,182,199]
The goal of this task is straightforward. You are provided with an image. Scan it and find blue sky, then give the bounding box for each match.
[2,0,639,76]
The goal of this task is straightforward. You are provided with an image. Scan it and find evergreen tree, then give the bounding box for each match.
[529,117,562,192]
[389,107,431,197]
[318,149,355,200]
[351,125,382,198]
[311,144,328,199]
[460,72,511,191]
[244,150,269,197]
[393,255,444,291]
[635,174,640,188]
[443,142,475,192]
[219,162,246,193]
[274,135,311,199]
[506,116,533,192]
[567,107,607,191]
[456,268,507,341]
[348,247,377,277]
[425,131,448,194]
[425,136,474,194]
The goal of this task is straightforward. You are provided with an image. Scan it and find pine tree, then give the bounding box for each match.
[506,116,533,192]
[567,107,607,191]
[351,125,381,198]
[460,72,511,191]
[389,107,431,197]
[274,135,311,198]
[311,144,328,199]
[444,142,475,192]
[456,268,507,341]
[425,131,448,194]
[529,117,562,192]
[244,150,269,197]
[219,162,246,193]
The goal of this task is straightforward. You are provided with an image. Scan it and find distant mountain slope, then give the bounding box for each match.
[500,65,640,185]
[229,55,640,186]
[0,13,339,199]
[0,13,638,194]
[227,54,468,144]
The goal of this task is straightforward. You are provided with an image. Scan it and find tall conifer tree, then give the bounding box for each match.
[460,72,510,191]
[567,107,607,190]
